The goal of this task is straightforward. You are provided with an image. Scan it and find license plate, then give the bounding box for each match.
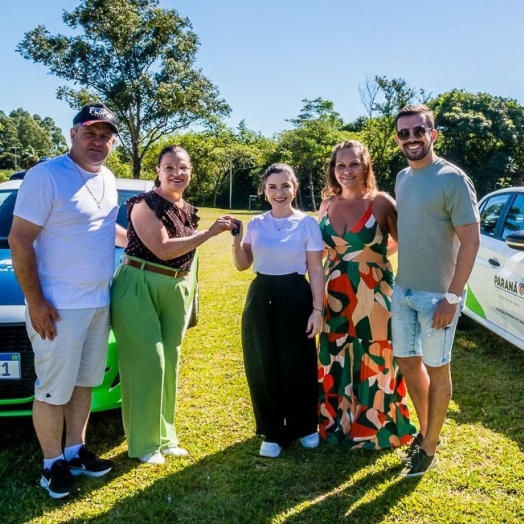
[0,353,21,380]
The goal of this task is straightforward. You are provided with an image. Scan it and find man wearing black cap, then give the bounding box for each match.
[9,103,123,499]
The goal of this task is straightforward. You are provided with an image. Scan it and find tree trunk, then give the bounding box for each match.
[132,153,141,179]
[308,167,316,211]
[297,188,303,210]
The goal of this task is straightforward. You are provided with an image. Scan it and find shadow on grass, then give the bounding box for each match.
[1,410,420,524]
[451,322,524,449]
[0,410,131,524]
[58,438,420,524]
[8,324,521,523]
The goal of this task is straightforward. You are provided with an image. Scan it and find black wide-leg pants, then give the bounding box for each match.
[241,272,318,447]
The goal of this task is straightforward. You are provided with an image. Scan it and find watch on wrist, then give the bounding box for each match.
[444,292,462,305]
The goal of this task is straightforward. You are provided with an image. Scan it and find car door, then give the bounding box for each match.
[466,193,512,322]
[468,190,524,349]
[491,192,524,342]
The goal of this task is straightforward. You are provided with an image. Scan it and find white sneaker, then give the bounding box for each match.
[259,441,282,458]
[161,447,189,457]
[300,432,320,449]
[138,452,165,464]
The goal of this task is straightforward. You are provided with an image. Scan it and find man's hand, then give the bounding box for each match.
[432,300,458,330]
[28,298,61,340]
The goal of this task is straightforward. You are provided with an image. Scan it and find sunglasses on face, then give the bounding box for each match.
[396,125,432,140]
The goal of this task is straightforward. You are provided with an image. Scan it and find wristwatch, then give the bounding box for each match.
[444,292,462,304]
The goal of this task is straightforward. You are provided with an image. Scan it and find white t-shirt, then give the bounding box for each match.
[13,154,118,308]
[243,210,323,275]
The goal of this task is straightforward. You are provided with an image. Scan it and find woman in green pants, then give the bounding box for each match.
[111,145,236,464]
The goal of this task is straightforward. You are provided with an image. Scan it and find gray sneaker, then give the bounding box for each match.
[399,447,439,477]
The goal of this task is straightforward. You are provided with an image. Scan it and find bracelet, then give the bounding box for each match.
[313,307,322,311]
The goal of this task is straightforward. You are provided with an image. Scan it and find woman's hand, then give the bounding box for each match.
[306,309,323,339]
[209,215,238,237]
[232,219,253,271]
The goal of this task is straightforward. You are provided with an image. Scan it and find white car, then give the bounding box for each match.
[463,187,524,350]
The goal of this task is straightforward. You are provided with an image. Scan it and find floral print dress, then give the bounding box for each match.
[318,199,415,450]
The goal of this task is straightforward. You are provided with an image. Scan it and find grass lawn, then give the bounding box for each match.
[1,207,524,523]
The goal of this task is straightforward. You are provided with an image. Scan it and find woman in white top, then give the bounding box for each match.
[232,163,324,458]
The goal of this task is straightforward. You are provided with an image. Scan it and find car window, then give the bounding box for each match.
[0,190,18,248]
[502,194,524,239]
[116,189,141,228]
[479,194,511,237]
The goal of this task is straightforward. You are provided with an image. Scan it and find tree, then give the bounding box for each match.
[0,112,20,169]
[0,109,67,170]
[431,90,524,196]
[356,76,431,192]
[274,98,351,211]
[142,123,274,208]
[17,0,231,178]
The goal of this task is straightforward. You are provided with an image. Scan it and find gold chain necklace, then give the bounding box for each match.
[69,156,105,209]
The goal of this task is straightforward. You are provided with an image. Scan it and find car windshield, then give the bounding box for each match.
[0,188,136,248]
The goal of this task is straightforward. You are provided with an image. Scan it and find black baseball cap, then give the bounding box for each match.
[73,103,119,134]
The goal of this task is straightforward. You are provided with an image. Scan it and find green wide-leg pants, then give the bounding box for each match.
[111,262,190,458]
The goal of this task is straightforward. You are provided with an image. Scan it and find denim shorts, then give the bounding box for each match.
[391,284,462,367]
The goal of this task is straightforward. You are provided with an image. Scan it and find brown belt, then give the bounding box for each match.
[124,257,188,278]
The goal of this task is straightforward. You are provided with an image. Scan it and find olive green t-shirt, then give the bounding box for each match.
[394,158,480,293]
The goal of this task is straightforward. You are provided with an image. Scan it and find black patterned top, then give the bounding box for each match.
[124,190,200,270]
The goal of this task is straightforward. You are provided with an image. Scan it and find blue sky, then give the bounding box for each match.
[1,0,523,144]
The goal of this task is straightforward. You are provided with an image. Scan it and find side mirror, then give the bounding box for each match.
[505,231,524,251]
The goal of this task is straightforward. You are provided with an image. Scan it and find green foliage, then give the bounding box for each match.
[272,98,353,210]
[431,90,524,196]
[105,150,135,180]
[108,81,524,207]
[359,116,403,194]
[6,57,524,202]
[359,75,430,120]
[0,169,12,182]
[0,109,67,170]
[1,209,523,523]
[142,123,275,208]
[356,76,431,193]
[17,0,231,178]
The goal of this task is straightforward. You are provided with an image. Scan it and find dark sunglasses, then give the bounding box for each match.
[396,125,432,140]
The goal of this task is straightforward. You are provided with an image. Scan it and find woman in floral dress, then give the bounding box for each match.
[318,140,415,450]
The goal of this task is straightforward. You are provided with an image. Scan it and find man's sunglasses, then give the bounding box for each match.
[396,125,432,140]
